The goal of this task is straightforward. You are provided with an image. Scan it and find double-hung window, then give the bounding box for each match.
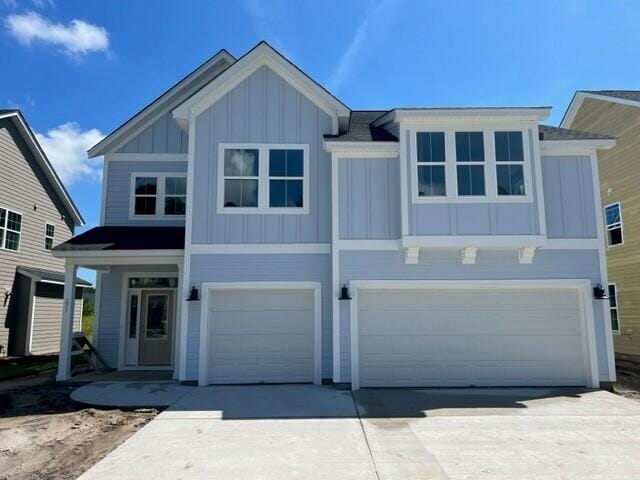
[416,132,446,197]
[0,207,22,251]
[44,223,55,251]
[219,144,308,213]
[604,202,623,246]
[608,283,620,333]
[455,132,485,196]
[495,131,525,196]
[131,174,187,218]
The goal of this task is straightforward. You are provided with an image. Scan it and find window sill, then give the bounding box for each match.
[412,195,532,204]
[216,207,310,215]
[128,215,186,221]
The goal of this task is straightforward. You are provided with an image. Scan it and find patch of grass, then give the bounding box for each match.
[0,355,58,381]
[81,312,93,341]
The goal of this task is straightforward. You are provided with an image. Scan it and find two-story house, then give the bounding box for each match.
[562,90,640,365]
[0,109,88,357]
[53,42,617,389]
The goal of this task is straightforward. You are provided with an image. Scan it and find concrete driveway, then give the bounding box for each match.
[78,385,640,480]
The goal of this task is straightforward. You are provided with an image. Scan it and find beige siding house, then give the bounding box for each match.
[0,110,88,356]
[563,91,640,363]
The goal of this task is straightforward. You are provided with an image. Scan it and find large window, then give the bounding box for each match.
[44,223,55,251]
[416,132,446,197]
[495,131,525,196]
[608,283,620,333]
[604,202,623,246]
[219,144,308,213]
[131,173,187,218]
[455,132,485,196]
[0,207,22,251]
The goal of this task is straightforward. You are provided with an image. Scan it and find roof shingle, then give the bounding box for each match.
[538,124,615,141]
[324,110,397,142]
[53,226,185,252]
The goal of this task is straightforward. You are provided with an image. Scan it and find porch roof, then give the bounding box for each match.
[53,226,185,253]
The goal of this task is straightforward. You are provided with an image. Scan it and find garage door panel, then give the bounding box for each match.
[358,287,587,387]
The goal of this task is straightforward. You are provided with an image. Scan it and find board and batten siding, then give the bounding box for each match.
[190,65,333,244]
[0,118,75,355]
[338,157,401,239]
[541,155,597,238]
[116,112,188,154]
[186,254,331,381]
[338,249,608,383]
[404,129,541,236]
[103,160,187,225]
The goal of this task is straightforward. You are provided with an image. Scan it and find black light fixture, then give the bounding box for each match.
[339,284,352,301]
[187,286,200,302]
[593,283,608,300]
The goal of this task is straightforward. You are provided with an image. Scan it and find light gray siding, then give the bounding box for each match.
[339,249,609,382]
[191,65,333,244]
[405,129,541,236]
[542,155,597,238]
[0,118,75,355]
[339,157,400,239]
[96,265,178,367]
[186,254,331,381]
[116,113,188,154]
[103,160,187,225]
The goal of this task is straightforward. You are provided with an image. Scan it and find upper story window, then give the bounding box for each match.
[0,207,22,251]
[44,223,55,251]
[218,144,309,214]
[495,131,525,196]
[416,132,446,197]
[455,132,485,196]
[130,173,187,219]
[604,202,623,246]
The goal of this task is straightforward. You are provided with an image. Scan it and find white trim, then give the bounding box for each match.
[331,153,340,382]
[348,279,600,390]
[540,141,615,155]
[542,238,601,249]
[337,239,401,250]
[198,281,322,386]
[129,172,187,220]
[608,282,621,334]
[518,246,536,264]
[404,247,419,264]
[106,153,188,162]
[15,267,89,287]
[190,243,330,255]
[93,272,102,347]
[53,250,183,259]
[561,91,640,128]
[402,235,546,249]
[44,222,55,251]
[56,262,77,381]
[399,126,409,236]
[100,157,109,225]
[461,247,477,264]
[322,141,399,157]
[531,128,547,236]
[603,201,624,247]
[373,108,551,127]
[0,205,23,252]
[216,143,310,215]
[25,278,37,355]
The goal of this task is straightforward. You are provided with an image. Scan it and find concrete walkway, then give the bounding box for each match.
[71,381,194,408]
[76,385,640,480]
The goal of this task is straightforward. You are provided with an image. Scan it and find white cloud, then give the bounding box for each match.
[35,123,104,185]
[5,11,108,56]
[327,0,402,93]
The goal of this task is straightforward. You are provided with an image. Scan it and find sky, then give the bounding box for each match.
[1,0,639,283]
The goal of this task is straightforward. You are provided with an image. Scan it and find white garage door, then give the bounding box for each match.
[357,288,588,387]
[208,289,314,384]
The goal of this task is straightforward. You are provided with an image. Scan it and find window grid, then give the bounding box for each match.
[0,207,22,251]
[131,174,187,218]
[164,177,187,216]
[495,131,525,197]
[455,131,485,197]
[44,223,55,251]
[604,202,623,246]
[608,283,621,333]
[416,132,446,197]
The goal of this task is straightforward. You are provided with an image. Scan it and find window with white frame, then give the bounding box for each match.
[131,173,187,218]
[495,131,525,196]
[455,131,485,196]
[416,132,446,197]
[219,144,308,213]
[608,283,620,333]
[604,202,623,246]
[0,207,22,251]
[44,223,55,251]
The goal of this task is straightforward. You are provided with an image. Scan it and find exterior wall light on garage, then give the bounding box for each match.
[339,285,352,301]
[187,286,200,302]
[593,284,608,300]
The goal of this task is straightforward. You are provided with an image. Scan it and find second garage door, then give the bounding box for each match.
[357,287,588,388]
[208,289,315,384]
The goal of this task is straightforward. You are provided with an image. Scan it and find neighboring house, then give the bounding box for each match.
[562,90,640,364]
[0,110,89,357]
[54,42,617,389]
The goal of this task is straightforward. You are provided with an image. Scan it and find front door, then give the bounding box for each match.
[138,290,174,366]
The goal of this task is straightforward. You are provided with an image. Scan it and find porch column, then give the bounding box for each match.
[56,261,77,381]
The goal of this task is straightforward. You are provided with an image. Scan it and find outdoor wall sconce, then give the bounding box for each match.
[3,290,11,307]
[339,285,352,301]
[593,284,608,300]
[187,286,200,302]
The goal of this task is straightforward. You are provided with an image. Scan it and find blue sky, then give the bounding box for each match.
[1,0,638,283]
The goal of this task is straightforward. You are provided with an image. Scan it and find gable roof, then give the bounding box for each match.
[53,225,184,252]
[324,111,397,143]
[0,110,84,226]
[583,90,640,102]
[561,90,640,128]
[88,49,236,158]
[538,124,615,141]
[172,41,351,133]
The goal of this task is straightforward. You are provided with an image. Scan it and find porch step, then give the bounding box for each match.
[72,333,113,373]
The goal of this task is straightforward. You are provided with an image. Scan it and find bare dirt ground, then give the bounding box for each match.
[0,373,157,480]
[615,360,640,403]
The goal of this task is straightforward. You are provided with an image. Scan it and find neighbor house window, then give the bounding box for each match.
[416,132,446,197]
[44,223,55,251]
[0,207,22,251]
[455,132,485,196]
[219,144,308,213]
[608,283,620,333]
[131,174,187,218]
[604,202,623,246]
[495,131,525,196]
